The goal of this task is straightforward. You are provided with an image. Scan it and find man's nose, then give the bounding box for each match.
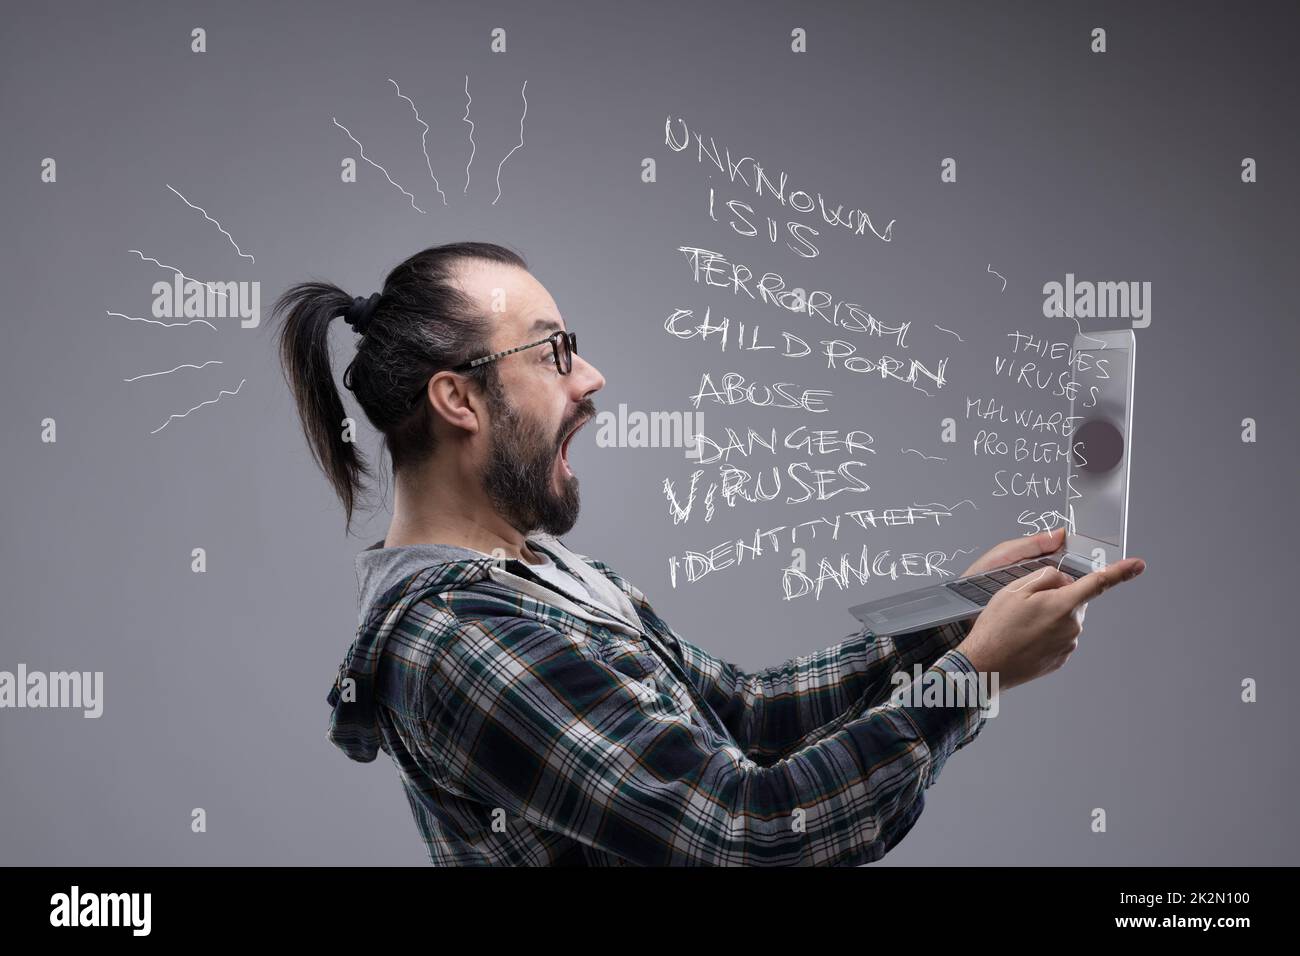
[570,353,605,400]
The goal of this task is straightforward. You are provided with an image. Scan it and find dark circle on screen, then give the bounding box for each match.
[1072,419,1124,473]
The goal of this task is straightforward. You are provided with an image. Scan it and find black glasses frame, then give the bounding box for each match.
[407,330,577,408]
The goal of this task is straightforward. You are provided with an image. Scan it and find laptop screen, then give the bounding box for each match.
[1065,337,1133,565]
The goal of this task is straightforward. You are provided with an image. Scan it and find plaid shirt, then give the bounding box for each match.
[327,540,986,866]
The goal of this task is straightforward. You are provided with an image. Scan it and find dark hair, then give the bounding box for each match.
[273,241,528,532]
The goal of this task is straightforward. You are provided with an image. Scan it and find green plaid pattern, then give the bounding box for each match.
[327,543,986,865]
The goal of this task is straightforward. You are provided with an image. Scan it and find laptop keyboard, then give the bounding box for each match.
[946,558,1088,607]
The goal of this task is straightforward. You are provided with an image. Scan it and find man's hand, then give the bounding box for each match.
[960,526,1068,578]
[957,553,1147,692]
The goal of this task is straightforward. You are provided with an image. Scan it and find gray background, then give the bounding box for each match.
[2,0,1296,865]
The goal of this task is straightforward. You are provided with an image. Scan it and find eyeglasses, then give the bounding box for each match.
[408,329,578,408]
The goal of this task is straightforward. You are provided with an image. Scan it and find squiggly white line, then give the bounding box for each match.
[933,324,963,341]
[107,310,217,331]
[165,185,255,263]
[987,264,1007,292]
[462,75,476,195]
[388,78,447,206]
[1005,560,1067,593]
[901,448,947,461]
[1062,314,1109,349]
[128,250,229,299]
[492,81,528,205]
[917,499,978,512]
[150,379,246,435]
[332,117,427,214]
[124,360,224,382]
[1005,543,1076,593]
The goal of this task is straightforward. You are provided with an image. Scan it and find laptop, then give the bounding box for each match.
[848,328,1135,635]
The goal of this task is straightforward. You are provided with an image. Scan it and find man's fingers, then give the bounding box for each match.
[1054,558,1146,608]
[1033,526,1067,554]
[964,527,1068,577]
[1002,526,1065,563]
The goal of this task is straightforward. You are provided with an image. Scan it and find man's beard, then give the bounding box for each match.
[481,385,593,537]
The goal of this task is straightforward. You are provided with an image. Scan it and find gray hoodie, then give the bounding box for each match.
[353,533,642,630]
[354,540,485,627]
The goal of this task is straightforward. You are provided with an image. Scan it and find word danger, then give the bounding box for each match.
[783,547,953,600]
[693,425,873,464]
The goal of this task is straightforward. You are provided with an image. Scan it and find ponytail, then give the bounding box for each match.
[274,282,371,531]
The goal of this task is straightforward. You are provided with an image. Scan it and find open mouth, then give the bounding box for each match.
[558,415,589,478]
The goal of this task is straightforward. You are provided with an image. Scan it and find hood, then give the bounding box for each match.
[326,534,630,764]
[326,539,495,763]
[353,539,489,626]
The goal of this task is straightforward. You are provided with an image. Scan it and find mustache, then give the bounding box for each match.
[556,398,597,445]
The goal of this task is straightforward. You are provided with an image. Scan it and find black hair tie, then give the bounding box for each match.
[342,292,382,335]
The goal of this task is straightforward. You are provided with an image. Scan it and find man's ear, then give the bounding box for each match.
[425,371,484,436]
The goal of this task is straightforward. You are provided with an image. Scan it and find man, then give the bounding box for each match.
[276,243,1146,865]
